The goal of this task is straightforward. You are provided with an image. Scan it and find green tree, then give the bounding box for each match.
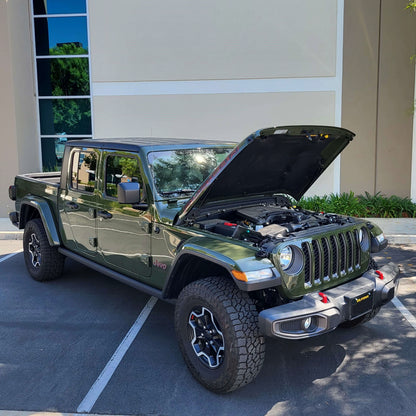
[50,43,89,96]
[49,43,91,135]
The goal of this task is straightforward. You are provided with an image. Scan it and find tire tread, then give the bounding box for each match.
[23,218,64,281]
[175,276,265,393]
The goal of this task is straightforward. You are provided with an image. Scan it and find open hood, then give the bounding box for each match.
[176,125,355,224]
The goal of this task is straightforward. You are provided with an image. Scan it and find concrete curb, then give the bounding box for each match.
[0,231,23,240]
[0,232,414,245]
[1,219,415,244]
[387,235,416,245]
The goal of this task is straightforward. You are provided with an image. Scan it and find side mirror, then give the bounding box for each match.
[117,182,141,204]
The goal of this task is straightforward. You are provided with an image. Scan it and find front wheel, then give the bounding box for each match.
[23,218,65,281]
[174,276,265,393]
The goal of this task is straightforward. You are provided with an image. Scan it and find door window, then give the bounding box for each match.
[70,149,97,193]
[105,155,144,200]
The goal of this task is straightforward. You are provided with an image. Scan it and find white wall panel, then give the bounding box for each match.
[93,91,336,196]
[89,0,337,82]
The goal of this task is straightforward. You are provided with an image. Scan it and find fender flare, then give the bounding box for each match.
[20,196,61,246]
[163,242,279,298]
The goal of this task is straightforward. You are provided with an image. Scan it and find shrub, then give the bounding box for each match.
[297,192,416,218]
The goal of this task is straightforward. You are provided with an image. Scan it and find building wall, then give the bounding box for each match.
[89,0,343,197]
[0,0,39,217]
[2,0,416,218]
[341,0,416,197]
[89,0,337,82]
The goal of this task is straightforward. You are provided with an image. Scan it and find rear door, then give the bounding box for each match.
[61,147,99,257]
[96,151,152,279]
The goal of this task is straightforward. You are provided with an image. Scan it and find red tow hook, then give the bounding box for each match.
[318,292,329,303]
[375,270,384,280]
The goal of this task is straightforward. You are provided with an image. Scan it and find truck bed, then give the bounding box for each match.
[13,172,61,228]
[18,172,61,186]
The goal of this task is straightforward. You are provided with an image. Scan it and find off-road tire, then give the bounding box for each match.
[174,276,265,393]
[339,257,380,328]
[23,218,65,281]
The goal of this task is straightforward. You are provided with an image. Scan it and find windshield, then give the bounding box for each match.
[148,147,233,197]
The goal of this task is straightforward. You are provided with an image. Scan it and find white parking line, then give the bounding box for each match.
[0,250,22,264]
[77,296,158,413]
[392,297,416,331]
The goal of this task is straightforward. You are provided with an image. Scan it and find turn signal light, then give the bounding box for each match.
[231,268,274,282]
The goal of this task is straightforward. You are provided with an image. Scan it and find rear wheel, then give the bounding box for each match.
[174,276,265,393]
[23,218,65,281]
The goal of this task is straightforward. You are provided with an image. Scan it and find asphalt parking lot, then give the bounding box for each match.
[0,240,416,416]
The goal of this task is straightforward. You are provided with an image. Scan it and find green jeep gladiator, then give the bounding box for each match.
[9,126,399,393]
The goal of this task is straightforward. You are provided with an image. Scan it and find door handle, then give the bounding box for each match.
[98,210,113,220]
[66,201,79,210]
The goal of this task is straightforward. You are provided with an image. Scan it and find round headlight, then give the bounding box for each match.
[279,246,293,270]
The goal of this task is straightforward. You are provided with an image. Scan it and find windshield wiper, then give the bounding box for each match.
[159,189,195,196]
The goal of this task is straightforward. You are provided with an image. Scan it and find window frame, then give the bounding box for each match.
[68,148,97,194]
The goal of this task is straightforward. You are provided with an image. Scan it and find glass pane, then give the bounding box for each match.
[70,150,97,193]
[35,17,88,56]
[37,58,90,96]
[41,137,91,171]
[34,0,87,15]
[148,148,232,195]
[105,156,143,199]
[39,99,92,135]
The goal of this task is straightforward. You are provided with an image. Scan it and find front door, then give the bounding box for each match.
[96,152,152,279]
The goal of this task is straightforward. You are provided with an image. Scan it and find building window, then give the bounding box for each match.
[32,0,92,171]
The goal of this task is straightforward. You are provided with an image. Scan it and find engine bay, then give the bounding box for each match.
[194,200,351,245]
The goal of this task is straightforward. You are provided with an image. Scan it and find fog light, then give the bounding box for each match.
[302,317,312,331]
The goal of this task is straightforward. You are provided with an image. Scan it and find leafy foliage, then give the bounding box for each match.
[406,1,416,12]
[52,99,91,135]
[49,43,91,134]
[298,192,416,218]
[50,44,89,96]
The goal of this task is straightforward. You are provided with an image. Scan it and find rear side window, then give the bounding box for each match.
[105,155,144,199]
[69,148,97,193]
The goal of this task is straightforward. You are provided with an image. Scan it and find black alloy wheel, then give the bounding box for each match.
[23,218,65,281]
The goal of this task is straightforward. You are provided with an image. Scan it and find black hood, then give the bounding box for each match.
[177,125,355,223]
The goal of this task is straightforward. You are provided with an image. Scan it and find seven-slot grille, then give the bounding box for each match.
[301,230,362,286]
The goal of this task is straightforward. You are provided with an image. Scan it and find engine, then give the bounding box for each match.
[195,202,350,244]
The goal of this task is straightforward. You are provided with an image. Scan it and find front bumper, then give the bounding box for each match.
[258,262,400,339]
